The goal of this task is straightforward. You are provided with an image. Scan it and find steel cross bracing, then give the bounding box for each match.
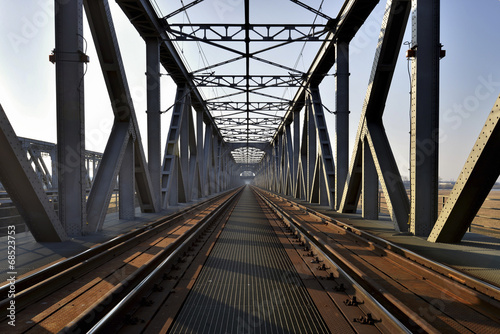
[155,0,338,156]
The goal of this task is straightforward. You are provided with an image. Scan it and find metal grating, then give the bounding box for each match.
[168,187,329,333]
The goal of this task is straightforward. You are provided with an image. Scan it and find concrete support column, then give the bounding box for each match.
[146,37,161,209]
[55,0,86,235]
[119,137,135,219]
[410,0,440,236]
[362,138,378,219]
[335,41,349,210]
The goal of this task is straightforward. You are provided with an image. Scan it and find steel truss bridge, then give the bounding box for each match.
[0,0,499,245]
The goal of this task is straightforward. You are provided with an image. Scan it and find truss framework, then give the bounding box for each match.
[164,23,330,42]
[1,0,497,245]
[340,0,412,232]
[158,0,336,148]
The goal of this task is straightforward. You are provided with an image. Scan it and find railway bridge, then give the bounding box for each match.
[1,0,500,332]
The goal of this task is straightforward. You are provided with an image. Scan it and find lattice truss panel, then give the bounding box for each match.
[155,0,339,164]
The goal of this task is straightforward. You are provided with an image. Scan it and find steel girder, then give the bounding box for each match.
[161,86,234,207]
[19,139,55,190]
[161,86,190,207]
[428,94,500,243]
[307,87,336,207]
[147,37,162,210]
[15,137,102,191]
[257,0,378,209]
[335,41,349,210]
[115,0,223,139]
[206,102,290,113]
[163,23,329,43]
[193,75,303,88]
[84,0,158,233]
[254,86,335,208]
[0,105,67,242]
[54,0,86,236]
[409,0,441,236]
[339,0,411,232]
[274,0,379,139]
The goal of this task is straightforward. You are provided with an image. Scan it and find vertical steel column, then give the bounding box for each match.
[119,137,135,219]
[146,37,161,209]
[51,147,58,190]
[277,133,284,193]
[180,103,190,202]
[273,143,279,192]
[293,110,300,197]
[285,123,294,195]
[335,41,349,210]
[307,98,317,201]
[410,0,440,236]
[362,138,378,219]
[196,110,204,197]
[203,123,213,196]
[216,138,222,193]
[55,0,86,235]
[92,157,96,183]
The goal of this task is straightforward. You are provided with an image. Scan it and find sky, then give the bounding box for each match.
[0,0,499,182]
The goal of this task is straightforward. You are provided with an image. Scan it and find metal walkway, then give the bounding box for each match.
[168,187,329,334]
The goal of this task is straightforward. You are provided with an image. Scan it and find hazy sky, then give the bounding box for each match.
[0,0,499,181]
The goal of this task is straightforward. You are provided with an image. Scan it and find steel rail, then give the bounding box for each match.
[82,187,243,333]
[262,190,500,302]
[0,188,239,318]
[254,187,500,333]
[253,188,412,334]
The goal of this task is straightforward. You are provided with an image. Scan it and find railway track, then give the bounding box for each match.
[2,185,499,333]
[253,187,500,333]
[127,185,410,334]
[0,187,243,333]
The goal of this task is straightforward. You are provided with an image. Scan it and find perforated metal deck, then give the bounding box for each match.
[168,187,329,333]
